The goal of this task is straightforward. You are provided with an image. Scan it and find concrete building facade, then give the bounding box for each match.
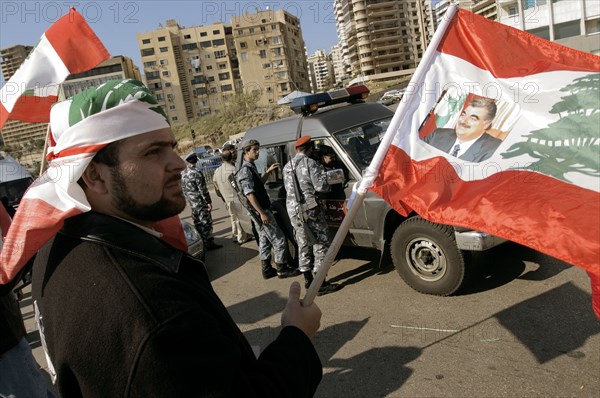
[62,56,141,98]
[232,9,311,106]
[307,50,334,92]
[498,0,600,54]
[0,45,48,151]
[137,20,242,125]
[334,0,430,80]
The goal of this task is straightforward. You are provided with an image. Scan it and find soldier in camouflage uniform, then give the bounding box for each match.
[181,153,222,250]
[236,139,299,279]
[283,136,340,295]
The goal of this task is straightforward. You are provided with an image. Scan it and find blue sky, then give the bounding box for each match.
[0,0,339,85]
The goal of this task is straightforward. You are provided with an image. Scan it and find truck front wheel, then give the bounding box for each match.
[390,216,466,296]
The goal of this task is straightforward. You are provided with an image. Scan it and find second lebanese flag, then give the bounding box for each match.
[0,8,109,129]
[368,9,599,314]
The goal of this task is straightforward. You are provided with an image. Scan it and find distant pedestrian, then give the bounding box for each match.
[182,152,222,250]
[213,144,252,244]
[283,136,340,295]
[236,139,299,279]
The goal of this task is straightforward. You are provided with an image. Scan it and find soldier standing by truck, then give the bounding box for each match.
[236,139,299,279]
[182,152,222,251]
[283,136,340,295]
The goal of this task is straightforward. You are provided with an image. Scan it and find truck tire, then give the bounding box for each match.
[390,216,465,296]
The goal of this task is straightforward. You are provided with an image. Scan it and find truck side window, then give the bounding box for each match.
[257,145,285,183]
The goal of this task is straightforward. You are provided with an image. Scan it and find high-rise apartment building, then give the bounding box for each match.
[307,50,334,92]
[232,9,310,106]
[334,0,430,80]
[330,44,347,85]
[62,56,141,98]
[0,45,48,150]
[498,0,599,54]
[137,20,242,125]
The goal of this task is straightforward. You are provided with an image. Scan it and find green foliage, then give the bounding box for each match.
[502,73,600,183]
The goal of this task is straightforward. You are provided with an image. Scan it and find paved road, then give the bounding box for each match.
[22,190,599,397]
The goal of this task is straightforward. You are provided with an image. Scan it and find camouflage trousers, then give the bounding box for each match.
[290,207,330,274]
[253,209,288,264]
[191,205,214,243]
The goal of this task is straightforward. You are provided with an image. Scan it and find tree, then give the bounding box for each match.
[502,73,600,183]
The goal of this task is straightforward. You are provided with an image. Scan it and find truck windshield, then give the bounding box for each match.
[333,117,393,170]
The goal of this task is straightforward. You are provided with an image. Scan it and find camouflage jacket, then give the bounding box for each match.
[283,153,330,215]
[181,165,211,208]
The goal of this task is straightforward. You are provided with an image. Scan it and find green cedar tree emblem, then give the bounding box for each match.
[502,73,600,183]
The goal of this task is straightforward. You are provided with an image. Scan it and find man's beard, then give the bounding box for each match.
[110,168,186,222]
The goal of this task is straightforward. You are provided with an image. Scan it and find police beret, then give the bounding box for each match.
[185,152,198,162]
[295,135,312,148]
[240,139,260,150]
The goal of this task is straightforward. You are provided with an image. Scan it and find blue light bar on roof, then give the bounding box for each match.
[290,85,370,114]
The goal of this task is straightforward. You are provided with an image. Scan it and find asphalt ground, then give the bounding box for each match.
[21,190,599,397]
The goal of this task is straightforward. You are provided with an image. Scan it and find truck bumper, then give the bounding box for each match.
[455,230,507,251]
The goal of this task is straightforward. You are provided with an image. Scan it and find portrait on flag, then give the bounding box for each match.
[419,91,520,163]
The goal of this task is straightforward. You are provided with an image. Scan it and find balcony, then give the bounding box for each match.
[352,0,366,12]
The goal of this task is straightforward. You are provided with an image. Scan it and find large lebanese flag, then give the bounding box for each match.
[367,8,600,316]
[0,8,109,129]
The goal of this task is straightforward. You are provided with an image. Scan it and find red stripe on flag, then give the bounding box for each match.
[438,9,600,78]
[45,8,109,74]
[7,95,58,123]
[48,143,107,160]
[371,145,600,274]
[0,102,9,128]
[0,198,83,283]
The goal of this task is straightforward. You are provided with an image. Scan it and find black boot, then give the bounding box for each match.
[317,280,341,296]
[303,272,313,289]
[275,263,301,279]
[205,239,223,250]
[261,260,277,280]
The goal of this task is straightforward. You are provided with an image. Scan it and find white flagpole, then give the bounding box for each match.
[303,5,460,306]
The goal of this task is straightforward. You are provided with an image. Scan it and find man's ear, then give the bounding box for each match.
[81,161,109,194]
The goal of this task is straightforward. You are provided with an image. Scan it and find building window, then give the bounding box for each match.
[218,72,230,81]
[218,63,227,69]
[162,71,169,77]
[237,29,244,35]
[271,24,277,30]
[182,43,198,50]
[263,63,271,68]
[165,82,171,87]
[527,26,551,40]
[207,75,215,81]
[144,61,156,67]
[240,41,247,48]
[280,83,288,91]
[210,87,218,94]
[159,47,168,53]
[259,49,267,58]
[141,48,155,56]
[152,82,162,89]
[184,34,191,39]
[213,30,220,34]
[554,20,581,39]
[159,59,168,65]
[260,26,266,32]
[172,116,178,121]
[204,54,211,59]
[142,38,151,44]
[212,38,225,46]
[508,6,517,16]
[214,50,226,59]
[275,71,287,80]
[272,36,281,44]
[146,71,160,80]
[155,93,164,101]
[240,52,248,61]
[200,41,212,48]
[169,105,176,110]
[221,84,233,92]
[272,48,282,56]
[158,36,166,42]
[249,27,255,33]
[206,65,213,70]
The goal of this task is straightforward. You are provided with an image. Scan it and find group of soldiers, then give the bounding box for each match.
[182,136,342,296]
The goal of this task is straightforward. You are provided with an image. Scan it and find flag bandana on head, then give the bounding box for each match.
[360,7,599,317]
[0,79,187,284]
